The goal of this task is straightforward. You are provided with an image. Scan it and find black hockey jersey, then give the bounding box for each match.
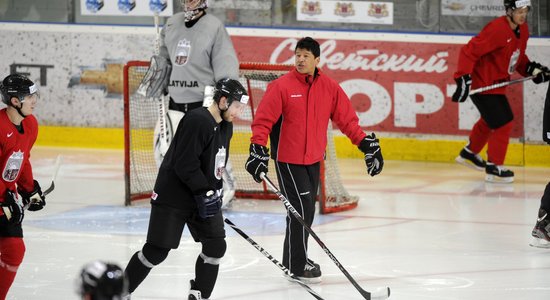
[152,107,232,209]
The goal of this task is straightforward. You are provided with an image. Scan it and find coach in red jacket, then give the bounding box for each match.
[245,37,383,283]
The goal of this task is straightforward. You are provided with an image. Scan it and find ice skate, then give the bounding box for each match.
[485,162,514,183]
[530,209,550,248]
[189,280,208,300]
[455,147,486,171]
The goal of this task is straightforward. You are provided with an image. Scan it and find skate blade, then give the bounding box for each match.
[455,156,484,171]
[529,237,550,248]
[485,174,514,183]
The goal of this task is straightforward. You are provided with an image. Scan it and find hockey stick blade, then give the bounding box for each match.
[260,173,391,300]
[224,218,325,300]
[470,76,535,95]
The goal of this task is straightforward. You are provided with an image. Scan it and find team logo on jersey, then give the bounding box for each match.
[175,39,191,66]
[508,48,520,74]
[214,147,227,180]
[2,151,24,182]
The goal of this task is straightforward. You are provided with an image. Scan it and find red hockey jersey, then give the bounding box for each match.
[0,109,38,203]
[455,16,531,94]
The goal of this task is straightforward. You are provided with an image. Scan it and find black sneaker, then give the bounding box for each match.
[485,162,514,183]
[530,209,550,248]
[455,147,486,171]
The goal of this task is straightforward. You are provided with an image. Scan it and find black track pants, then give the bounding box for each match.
[275,161,320,275]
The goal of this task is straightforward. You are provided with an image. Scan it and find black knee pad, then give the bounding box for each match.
[142,242,170,266]
[201,238,227,259]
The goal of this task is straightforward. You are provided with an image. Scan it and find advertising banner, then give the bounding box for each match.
[442,0,505,17]
[297,0,394,25]
[81,0,173,16]
[232,36,524,137]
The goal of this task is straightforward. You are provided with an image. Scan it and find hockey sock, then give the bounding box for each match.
[468,118,491,153]
[194,254,220,299]
[125,243,170,293]
[194,239,226,299]
[541,182,550,212]
[0,237,25,299]
[487,122,513,165]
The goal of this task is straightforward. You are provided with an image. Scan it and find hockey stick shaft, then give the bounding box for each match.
[261,173,390,300]
[470,75,535,95]
[224,218,325,300]
[21,155,62,211]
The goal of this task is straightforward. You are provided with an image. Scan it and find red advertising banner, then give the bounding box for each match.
[232,36,524,138]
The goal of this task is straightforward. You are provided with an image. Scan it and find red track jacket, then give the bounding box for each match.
[454,16,531,95]
[251,68,366,165]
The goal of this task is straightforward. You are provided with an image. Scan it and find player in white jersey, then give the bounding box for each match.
[157,0,240,207]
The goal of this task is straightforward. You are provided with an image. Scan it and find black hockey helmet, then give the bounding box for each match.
[76,261,128,300]
[213,78,249,107]
[1,74,38,105]
[504,0,531,11]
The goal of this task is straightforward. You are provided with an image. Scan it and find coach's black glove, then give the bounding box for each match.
[194,190,222,219]
[1,190,24,224]
[527,61,550,84]
[18,180,46,211]
[452,74,472,102]
[359,133,384,176]
[245,143,269,183]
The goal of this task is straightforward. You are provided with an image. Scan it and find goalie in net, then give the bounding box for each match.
[139,0,240,208]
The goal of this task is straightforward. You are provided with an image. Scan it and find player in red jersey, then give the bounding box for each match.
[0,74,46,299]
[452,0,549,183]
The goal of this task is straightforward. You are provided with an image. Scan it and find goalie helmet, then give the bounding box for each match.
[504,0,531,11]
[1,74,38,105]
[76,261,128,300]
[213,78,249,107]
[181,0,208,22]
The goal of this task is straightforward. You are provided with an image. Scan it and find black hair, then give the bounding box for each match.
[295,37,320,58]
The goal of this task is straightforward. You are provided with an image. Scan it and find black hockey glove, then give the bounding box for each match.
[1,190,24,224]
[194,190,222,219]
[452,74,472,103]
[526,61,550,84]
[18,180,46,211]
[245,143,269,183]
[359,133,384,177]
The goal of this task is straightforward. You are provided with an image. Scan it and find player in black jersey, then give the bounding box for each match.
[123,78,248,300]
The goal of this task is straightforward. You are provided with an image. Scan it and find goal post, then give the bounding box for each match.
[123,60,358,213]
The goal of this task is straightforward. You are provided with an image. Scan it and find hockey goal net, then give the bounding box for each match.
[124,61,358,214]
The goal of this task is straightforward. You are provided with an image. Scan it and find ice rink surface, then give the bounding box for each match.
[7,146,550,299]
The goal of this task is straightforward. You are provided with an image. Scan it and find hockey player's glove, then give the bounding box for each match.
[194,190,222,219]
[1,190,24,224]
[245,143,269,183]
[452,74,472,103]
[527,61,550,84]
[18,180,46,211]
[359,133,384,177]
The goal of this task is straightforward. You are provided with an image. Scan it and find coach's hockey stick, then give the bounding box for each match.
[470,75,535,95]
[224,218,325,300]
[261,173,390,300]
